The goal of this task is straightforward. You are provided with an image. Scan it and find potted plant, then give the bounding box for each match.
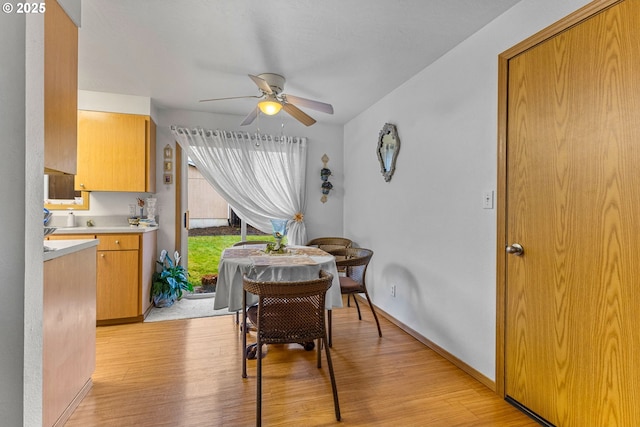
[151,250,193,307]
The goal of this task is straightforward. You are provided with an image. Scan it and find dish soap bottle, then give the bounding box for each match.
[66,209,75,227]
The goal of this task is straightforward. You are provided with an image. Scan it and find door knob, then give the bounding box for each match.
[506,243,524,256]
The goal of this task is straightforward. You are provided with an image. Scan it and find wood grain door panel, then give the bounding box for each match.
[505,1,640,426]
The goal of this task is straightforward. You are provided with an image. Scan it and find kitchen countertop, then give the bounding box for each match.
[44,239,99,262]
[53,225,159,234]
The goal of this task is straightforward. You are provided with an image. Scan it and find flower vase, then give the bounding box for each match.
[270,219,288,250]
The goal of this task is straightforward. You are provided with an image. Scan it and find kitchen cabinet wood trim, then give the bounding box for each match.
[47,234,96,241]
[146,117,157,193]
[140,230,157,318]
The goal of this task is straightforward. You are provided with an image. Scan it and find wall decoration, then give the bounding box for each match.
[377,123,400,182]
[163,144,174,185]
[164,144,173,159]
[320,153,333,203]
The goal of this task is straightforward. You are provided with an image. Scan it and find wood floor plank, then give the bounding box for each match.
[65,302,537,427]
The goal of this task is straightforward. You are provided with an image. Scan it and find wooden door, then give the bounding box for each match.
[501,1,640,426]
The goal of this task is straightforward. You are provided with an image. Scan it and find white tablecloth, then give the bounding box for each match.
[214,245,343,311]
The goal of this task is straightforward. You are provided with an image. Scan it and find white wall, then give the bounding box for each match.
[0,11,27,427]
[343,0,591,380]
[78,90,154,117]
[155,108,344,258]
[23,11,47,426]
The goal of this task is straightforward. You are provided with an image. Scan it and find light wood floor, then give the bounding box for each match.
[65,300,538,427]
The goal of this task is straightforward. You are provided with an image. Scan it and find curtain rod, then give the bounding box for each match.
[171,125,306,143]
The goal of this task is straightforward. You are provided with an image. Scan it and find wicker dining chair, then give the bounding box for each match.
[232,240,273,247]
[326,248,381,347]
[241,270,340,426]
[306,237,353,285]
[306,237,352,252]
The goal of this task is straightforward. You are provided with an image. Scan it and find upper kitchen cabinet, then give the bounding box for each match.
[44,0,78,175]
[76,111,157,192]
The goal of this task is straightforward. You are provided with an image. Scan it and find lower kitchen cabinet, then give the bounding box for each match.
[97,236,139,321]
[48,229,157,325]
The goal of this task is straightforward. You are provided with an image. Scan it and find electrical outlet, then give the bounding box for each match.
[391,284,396,297]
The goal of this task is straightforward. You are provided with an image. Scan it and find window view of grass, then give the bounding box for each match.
[187,235,276,286]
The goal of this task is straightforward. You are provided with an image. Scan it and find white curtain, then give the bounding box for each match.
[171,127,308,245]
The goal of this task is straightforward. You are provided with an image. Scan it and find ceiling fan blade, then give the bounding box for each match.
[199,95,261,103]
[240,107,258,126]
[248,74,273,94]
[283,94,334,114]
[282,103,316,126]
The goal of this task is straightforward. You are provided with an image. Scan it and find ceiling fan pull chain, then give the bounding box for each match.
[255,108,261,145]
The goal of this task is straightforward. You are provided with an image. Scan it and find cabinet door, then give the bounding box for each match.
[96,250,139,321]
[77,111,148,192]
[44,0,77,175]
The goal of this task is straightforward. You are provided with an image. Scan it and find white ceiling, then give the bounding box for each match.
[78,0,521,126]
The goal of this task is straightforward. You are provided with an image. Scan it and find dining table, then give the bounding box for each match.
[214,244,343,313]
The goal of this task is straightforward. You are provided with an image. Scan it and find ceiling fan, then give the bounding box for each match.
[199,73,334,126]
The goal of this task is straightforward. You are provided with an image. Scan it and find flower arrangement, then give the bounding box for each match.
[136,197,145,217]
[264,241,288,254]
[150,250,193,307]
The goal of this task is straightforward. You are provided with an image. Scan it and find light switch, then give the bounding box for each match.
[483,191,494,209]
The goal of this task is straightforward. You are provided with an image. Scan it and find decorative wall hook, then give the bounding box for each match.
[321,153,333,203]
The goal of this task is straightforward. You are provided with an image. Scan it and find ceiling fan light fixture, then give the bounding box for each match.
[258,96,282,115]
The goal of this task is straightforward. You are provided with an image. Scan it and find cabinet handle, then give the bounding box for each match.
[115,240,119,244]
[79,183,85,188]
[100,253,105,257]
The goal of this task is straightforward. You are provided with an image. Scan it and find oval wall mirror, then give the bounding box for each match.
[377,123,400,182]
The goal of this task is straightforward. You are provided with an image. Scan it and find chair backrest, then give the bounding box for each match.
[233,240,272,247]
[327,248,373,285]
[306,237,352,253]
[242,270,333,344]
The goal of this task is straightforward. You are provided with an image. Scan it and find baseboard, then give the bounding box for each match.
[97,314,144,326]
[53,378,93,427]
[354,295,496,392]
[143,303,154,318]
